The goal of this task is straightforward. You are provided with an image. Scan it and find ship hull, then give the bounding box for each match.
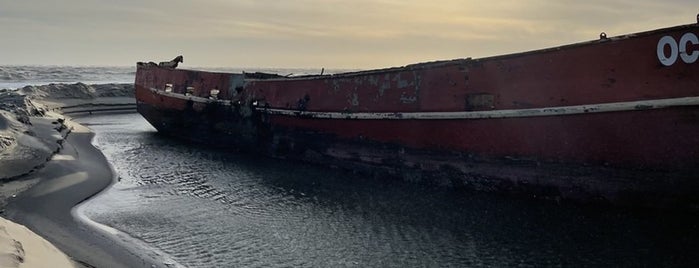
[136,23,699,208]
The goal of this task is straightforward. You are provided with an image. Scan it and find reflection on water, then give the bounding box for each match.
[78,113,699,267]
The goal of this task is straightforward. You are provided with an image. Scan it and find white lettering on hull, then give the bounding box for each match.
[658,33,698,66]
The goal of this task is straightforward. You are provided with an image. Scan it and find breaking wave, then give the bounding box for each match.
[0,66,135,90]
[0,65,355,90]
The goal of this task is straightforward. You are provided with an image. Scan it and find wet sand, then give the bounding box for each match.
[5,121,158,267]
[3,119,178,268]
[0,83,179,267]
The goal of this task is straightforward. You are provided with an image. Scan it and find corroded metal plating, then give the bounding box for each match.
[135,21,699,208]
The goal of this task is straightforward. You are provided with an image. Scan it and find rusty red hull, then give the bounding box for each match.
[136,23,699,207]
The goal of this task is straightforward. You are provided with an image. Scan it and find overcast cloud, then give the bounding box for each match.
[0,1,696,68]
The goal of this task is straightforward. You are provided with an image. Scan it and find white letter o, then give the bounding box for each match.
[657,36,678,66]
[679,32,698,64]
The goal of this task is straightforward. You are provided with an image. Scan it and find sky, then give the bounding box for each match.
[0,0,696,69]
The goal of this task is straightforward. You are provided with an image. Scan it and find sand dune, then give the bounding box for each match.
[0,83,134,180]
[0,217,75,268]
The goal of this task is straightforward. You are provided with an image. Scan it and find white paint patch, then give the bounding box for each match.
[148,88,232,105]
[148,87,699,120]
[260,96,699,120]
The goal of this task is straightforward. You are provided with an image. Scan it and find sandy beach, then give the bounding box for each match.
[0,83,178,267]
[0,216,74,268]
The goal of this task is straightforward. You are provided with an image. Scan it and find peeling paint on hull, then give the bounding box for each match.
[135,22,699,208]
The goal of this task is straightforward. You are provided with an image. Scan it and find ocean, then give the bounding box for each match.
[0,65,342,90]
[0,65,135,90]
[7,66,699,267]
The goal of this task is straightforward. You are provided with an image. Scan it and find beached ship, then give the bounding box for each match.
[136,17,699,208]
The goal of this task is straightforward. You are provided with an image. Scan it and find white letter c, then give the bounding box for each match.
[679,32,698,64]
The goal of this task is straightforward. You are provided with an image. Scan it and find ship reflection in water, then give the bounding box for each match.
[78,113,698,267]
